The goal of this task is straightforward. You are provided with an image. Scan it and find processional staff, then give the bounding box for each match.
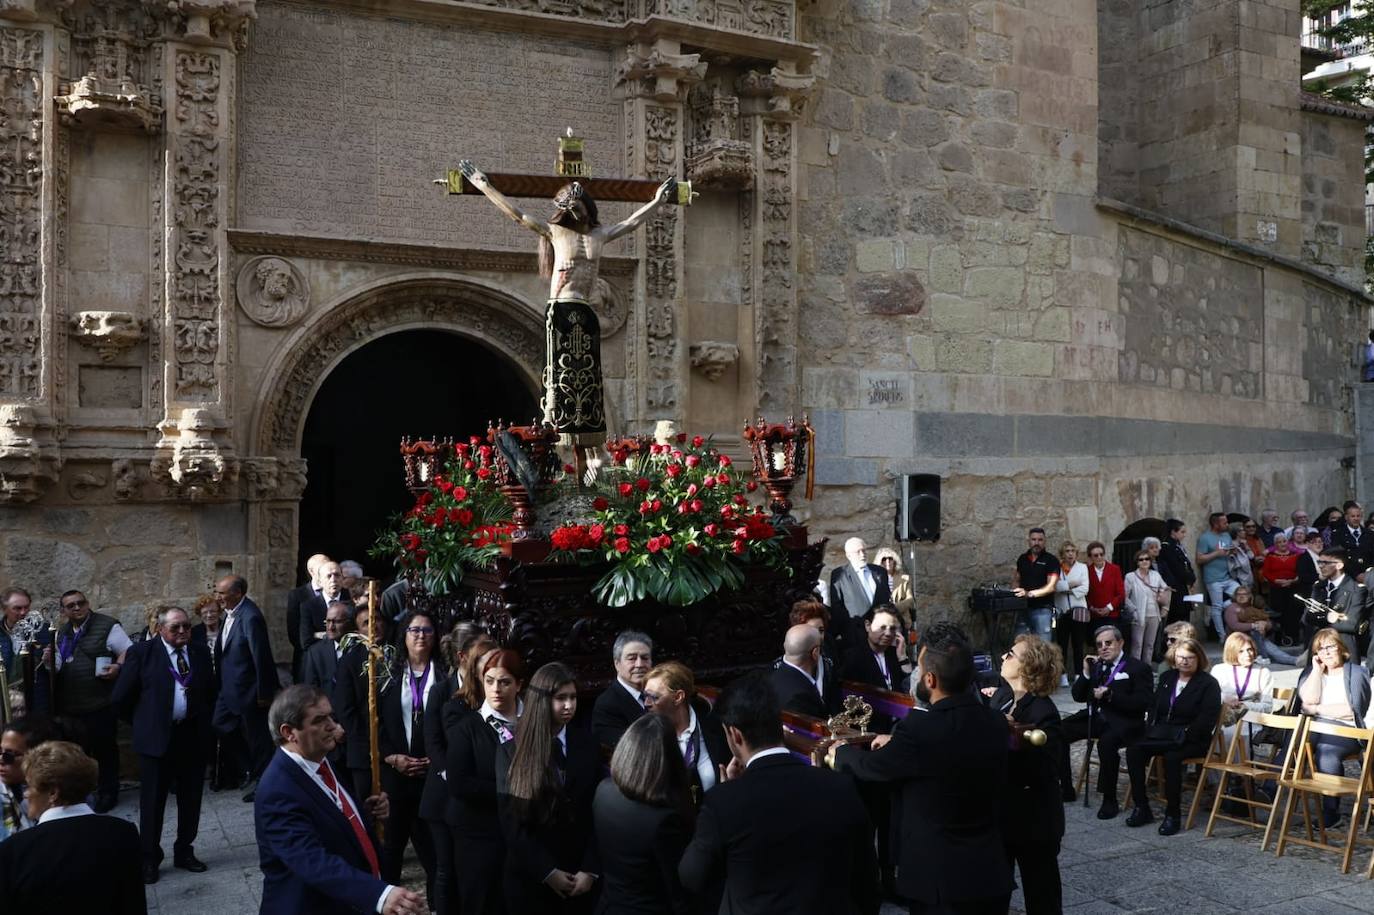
[366,579,384,843]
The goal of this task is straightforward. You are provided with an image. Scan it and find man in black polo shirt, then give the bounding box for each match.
[1013,527,1060,643]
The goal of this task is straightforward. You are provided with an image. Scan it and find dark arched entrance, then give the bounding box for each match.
[297,329,539,577]
[1111,517,1167,571]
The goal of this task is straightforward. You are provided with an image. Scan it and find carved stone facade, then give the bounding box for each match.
[2,0,1369,648]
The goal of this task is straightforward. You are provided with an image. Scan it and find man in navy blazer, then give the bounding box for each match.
[256,684,426,915]
[112,606,215,883]
[212,575,280,799]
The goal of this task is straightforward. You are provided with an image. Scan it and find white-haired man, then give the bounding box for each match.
[829,537,891,661]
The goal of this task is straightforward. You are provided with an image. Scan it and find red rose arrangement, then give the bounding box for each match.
[549,433,784,606]
[371,438,514,595]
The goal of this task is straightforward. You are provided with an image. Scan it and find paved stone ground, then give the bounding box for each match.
[105,661,1374,915]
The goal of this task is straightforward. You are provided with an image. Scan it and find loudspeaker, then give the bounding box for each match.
[895,474,941,542]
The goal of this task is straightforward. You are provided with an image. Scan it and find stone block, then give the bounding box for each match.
[948,176,1002,217]
[5,538,96,604]
[39,509,94,535]
[844,408,916,457]
[842,197,902,237]
[974,88,1019,120]
[929,245,963,294]
[928,11,969,49]
[168,559,212,597]
[930,294,985,334]
[963,266,1025,306]
[855,239,897,273]
[837,143,886,195]
[1051,193,1106,237]
[917,412,1014,457]
[859,371,911,409]
[970,120,1017,149]
[198,504,249,553]
[1034,307,1071,342]
[928,83,973,115]
[888,0,931,27]
[907,194,959,236]
[69,176,149,229]
[882,68,923,104]
[1066,506,1100,543]
[813,89,855,130]
[973,478,1016,522]
[908,333,936,369]
[935,335,992,372]
[1050,476,1097,506]
[802,367,860,410]
[861,100,900,142]
[937,142,974,173]
[891,149,938,187]
[852,271,926,315]
[994,340,1055,376]
[900,108,951,147]
[107,226,150,275]
[814,457,881,486]
[69,223,110,272]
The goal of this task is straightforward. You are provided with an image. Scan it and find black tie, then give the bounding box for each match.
[553,738,567,783]
[176,648,189,677]
[1328,582,1336,601]
[1355,528,1362,546]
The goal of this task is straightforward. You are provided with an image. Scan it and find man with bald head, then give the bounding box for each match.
[828,537,891,662]
[769,624,830,719]
[212,575,279,802]
[298,561,347,659]
[286,553,331,682]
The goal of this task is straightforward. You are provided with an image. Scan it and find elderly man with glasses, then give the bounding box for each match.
[1057,625,1155,813]
[113,606,216,884]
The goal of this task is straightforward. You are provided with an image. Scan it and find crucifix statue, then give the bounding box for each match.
[442,134,690,474]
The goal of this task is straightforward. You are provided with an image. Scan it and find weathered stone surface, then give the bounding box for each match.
[852,271,927,315]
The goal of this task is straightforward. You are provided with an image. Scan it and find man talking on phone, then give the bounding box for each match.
[1057,625,1154,812]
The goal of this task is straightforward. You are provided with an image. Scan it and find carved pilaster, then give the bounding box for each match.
[738,64,811,414]
[0,403,59,502]
[0,26,45,403]
[150,405,238,499]
[618,39,703,427]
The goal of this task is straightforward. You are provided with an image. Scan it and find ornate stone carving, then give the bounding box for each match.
[170,50,223,399]
[236,255,309,328]
[70,311,144,362]
[0,404,59,503]
[616,46,705,102]
[589,277,629,337]
[151,405,238,499]
[687,84,753,189]
[55,3,163,133]
[242,454,308,501]
[640,103,681,412]
[736,66,814,121]
[633,0,793,39]
[265,505,294,587]
[689,340,740,382]
[256,281,544,455]
[65,467,107,499]
[162,0,257,49]
[0,27,44,400]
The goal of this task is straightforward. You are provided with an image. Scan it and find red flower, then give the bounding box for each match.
[400,533,421,551]
[690,499,704,512]
[618,482,633,498]
[593,497,609,511]
[718,472,731,484]
[720,504,735,519]
[414,549,429,561]
[417,491,434,508]
[552,525,588,551]
[452,485,468,502]
[469,435,482,445]
[701,474,715,488]
[686,483,698,497]
[455,442,471,457]
[614,537,631,554]
[692,435,704,448]
[639,501,653,515]
[476,467,492,480]
[745,481,758,492]
[686,455,701,468]
[463,460,476,470]
[436,478,454,494]
[478,445,493,461]
[671,450,684,461]
[647,536,663,554]
[660,533,672,547]
[448,507,465,524]
[677,501,690,515]
[719,455,733,468]
[686,542,702,556]
[733,493,748,506]
[666,464,683,478]
[612,449,629,465]
[676,432,687,443]
[563,463,576,474]
[614,523,629,536]
[636,478,651,492]
[704,523,719,537]
[456,508,474,526]
[732,539,747,555]
[651,499,663,513]
[588,524,605,545]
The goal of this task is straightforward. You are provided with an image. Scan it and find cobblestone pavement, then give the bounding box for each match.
[113,663,1374,915]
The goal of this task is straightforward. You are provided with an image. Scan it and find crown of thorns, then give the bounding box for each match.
[553,182,586,211]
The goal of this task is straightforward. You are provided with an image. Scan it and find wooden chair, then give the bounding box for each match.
[1188,711,1301,840]
[1273,717,1374,873]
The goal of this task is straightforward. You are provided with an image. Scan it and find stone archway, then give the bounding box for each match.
[246,274,546,604]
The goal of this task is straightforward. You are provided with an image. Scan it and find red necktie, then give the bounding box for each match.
[317,759,380,878]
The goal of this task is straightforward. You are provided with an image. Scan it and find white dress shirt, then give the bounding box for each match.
[219,597,247,648]
[399,660,437,749]
[162,638,191,721]
[744,746,791,768]
[782,659,822,698]
[281,748,393,914]
[617,677,645,708]
[678,707,717,792]
[37,802,94,824]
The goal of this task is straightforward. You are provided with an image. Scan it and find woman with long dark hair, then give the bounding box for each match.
[448,647,525,915]
[377,610,446,905]
[496,662,601,913]
[593,713,695,914]
[420,624,491,915]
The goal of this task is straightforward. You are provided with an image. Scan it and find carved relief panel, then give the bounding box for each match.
[0,26,45,401]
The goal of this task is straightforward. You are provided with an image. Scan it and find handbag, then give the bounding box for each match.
[1141,723,1187,750]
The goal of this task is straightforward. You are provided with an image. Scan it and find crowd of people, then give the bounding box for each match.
[4,501,1374,914]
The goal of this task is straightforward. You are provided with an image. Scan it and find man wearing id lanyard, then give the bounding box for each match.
[1058,625,1154,816]
[112,606,215,884]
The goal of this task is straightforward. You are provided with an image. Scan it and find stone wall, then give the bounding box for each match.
[1301,110,1367,288]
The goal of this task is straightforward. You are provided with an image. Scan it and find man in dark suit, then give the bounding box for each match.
[256,684,426,915]
[212,575,280,801]
[839,605,911,694]
[591,630,654,748]
[1157,518,1196,625]
[0,740,145,913]
[770,624,833,719]
[1059,624,1154,814]
[829,538,891,661]
[1329,501,1374,581]
[286,553,330,684]
[830,633,1012,915]
[301,601,354,693]
[1311,546,1368,661]
[112,606,215,884]
[680,672,878,915]
[299,560,349,661]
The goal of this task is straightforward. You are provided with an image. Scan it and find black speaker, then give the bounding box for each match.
[896,474,941,542]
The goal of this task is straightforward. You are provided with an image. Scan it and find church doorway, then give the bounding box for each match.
[296,329,539,580]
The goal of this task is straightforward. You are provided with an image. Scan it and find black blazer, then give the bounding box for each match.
[680,752,878,915]
[420,688,468,825]
[1311,577,1368,660]
[1296,550,1321,597]
[837,638,906,694]
[986,687,1064,845]
[377,662,447,762]
[446,708,507,840]
[1147,670,1222,748]
[1156,539,1196,592]
[111,637,215,757]
[828,564,891,648]
[285,582,315,655]
[0,813,145,913]
[331,643,372,771]
[1330,525,1374,578]
[298,590,350,657]
[300,638,342,693]
[769,662,829,720]
[495,725,602,908]
[212,597,278,726]
[1070,653,1154,739]
[593,780,692,915]
[592,679,647,749]
[834,692,1011,907]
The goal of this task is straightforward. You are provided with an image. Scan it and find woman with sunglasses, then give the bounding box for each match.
[1293,628,1374,827]
[377,610,448,908]
[1122,551,1167,663]
[0,718,49,842]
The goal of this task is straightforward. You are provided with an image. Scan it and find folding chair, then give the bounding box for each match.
[1273,717,1374,873]
[1190,711,1301,840]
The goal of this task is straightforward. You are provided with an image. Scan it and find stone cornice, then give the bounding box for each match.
[227,230,637,277]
